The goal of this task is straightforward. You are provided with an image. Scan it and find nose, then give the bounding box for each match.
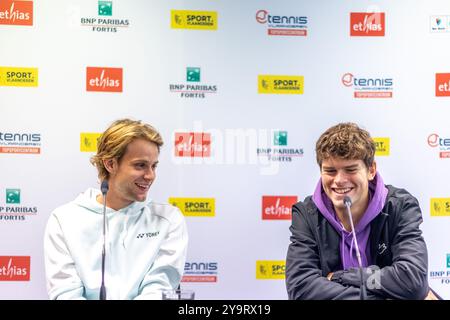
[144,167,155,181]
[334,170,348,185]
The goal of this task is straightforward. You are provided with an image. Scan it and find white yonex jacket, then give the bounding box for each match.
[44,188,188,300]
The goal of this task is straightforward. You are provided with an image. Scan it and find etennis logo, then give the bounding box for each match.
[0,131,41,154]
[427,133,450,158]
[182,261,218,282]
[255,9,307,36]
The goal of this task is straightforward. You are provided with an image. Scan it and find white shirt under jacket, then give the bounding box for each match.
[44,188,188,300]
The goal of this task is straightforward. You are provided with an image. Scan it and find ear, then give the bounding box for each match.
[103,158,117,174]
[368,161,377,181]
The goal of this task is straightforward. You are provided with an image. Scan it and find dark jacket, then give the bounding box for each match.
[286,185,429,300]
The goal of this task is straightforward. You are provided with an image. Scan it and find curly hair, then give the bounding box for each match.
[315,122,375,168]
[90,119,163,181]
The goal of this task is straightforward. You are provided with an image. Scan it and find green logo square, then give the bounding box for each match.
[447,254,450,268]
[6,189,20,204]
[274,131,287,146]
[98,1,112,16]
[187,67,200,82]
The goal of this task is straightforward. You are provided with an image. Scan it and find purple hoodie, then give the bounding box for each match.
[312,172,388,270]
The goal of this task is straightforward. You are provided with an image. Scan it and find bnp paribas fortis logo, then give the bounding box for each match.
[430,198,450,217]
[258,75,304,94]
[256,260,285,279]
[171,10,217,30]
[429,254,450,284]
[257,130,304,162]
[373,137,390,156]
[274,131,287,146]
[1,188,37,221]
[0,67,38,87]
[187,67,200,82]
[6,189,20,204]
[98,1,112,16]
[80,1,129,33]
[169,198,215,217]
[80,133,102,152]
[169,67,217,98]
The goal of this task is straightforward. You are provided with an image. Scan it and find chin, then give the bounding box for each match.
[332,199,346,208]
[138,197,147,202]
[134,194,148,202]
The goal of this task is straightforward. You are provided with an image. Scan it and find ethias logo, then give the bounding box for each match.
[262,196,297,220]
[0,256,30,281]
[174,132,211,157]
[0,1,33,26]
[350,12,385,36]
[435,73,450,96]
[86,67,122,92]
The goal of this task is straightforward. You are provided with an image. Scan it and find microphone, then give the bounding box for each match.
[176,284,181,300]
[99,180,108,300]
[343,196,367,300]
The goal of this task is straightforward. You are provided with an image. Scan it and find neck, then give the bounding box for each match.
[335,195,369,232]
[96,191,132,211]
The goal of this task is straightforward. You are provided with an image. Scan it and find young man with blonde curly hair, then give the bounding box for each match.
[44,119,188,300]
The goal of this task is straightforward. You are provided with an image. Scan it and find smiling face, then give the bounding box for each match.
[321,157,376,215]
[104,138,159,210]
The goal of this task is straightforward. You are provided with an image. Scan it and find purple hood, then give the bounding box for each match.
[312,172,388,270]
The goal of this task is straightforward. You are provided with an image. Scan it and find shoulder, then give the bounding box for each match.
[50,200,80,220]
[291,196,319,229]
[383,185,422,221]
[146,201,185,224]
[385,185,420,207]
[292,195,317,215]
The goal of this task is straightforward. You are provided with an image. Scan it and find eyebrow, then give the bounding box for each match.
[132,160,159,165]
[322,164,359,170]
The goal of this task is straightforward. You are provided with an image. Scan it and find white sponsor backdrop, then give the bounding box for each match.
[1,0,449,299]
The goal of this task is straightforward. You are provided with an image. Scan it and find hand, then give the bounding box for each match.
[327,272,334,281]
[424,290,438,300]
